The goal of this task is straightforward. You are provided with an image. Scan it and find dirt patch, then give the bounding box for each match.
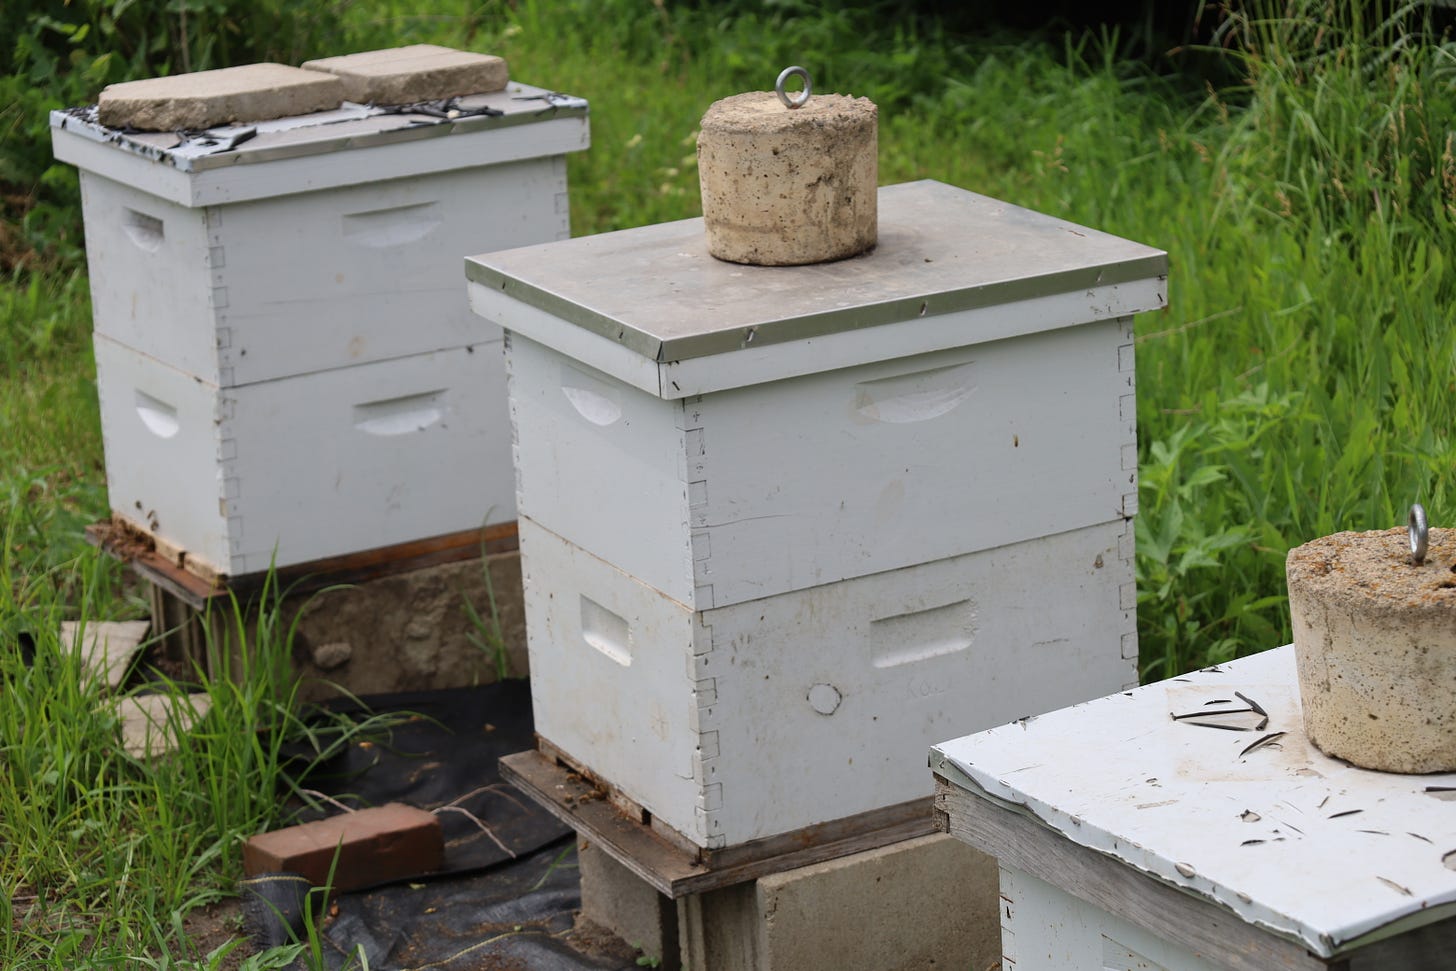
[563,911,649,967]
[179,897,248,968]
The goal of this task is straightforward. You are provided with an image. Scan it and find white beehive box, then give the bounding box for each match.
[522,515,1136,849]
[94,333,512,577]
[932,647,1456,969]
[467,180,1167,849]
[51,83,589,573]
[52,83,587,385]
[470,181,1164,611]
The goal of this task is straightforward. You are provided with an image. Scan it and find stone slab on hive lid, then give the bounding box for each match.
[697,89,877,266]
[302,44,509,104]
[1288,525,1456,773]
[98,63,344,131]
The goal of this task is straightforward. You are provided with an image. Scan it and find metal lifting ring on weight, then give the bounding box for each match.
[776,66,812,108]
[1410,503,1429,565]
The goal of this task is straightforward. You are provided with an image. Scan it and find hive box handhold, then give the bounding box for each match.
[98,63,344,131]
[302,44,509,104]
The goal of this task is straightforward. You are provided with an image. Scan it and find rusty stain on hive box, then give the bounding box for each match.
[98,63,344,131]
[303,44,509,104]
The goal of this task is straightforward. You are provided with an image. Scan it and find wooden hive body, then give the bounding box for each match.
[52,84,589,575]
[470,180,1166,850]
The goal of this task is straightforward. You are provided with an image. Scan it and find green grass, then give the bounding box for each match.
[1,542,407,966]
[3,0,1455,962]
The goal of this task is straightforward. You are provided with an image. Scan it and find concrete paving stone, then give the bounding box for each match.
[677,833,1002,971]
[117,691,211,759]
[301,44,508,104]
[98,63,344,131]
[61,618,150,688]
[242,803,444,892]
[754,833,1001,971]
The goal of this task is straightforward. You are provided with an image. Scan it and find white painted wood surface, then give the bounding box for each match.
[508,317,1138,610]
[999,866,1225,971]
[95,334,513,576]
[931,646,1456,958]
[523,514,1135,850]
[78,156,569,387]
[60,82,587,573]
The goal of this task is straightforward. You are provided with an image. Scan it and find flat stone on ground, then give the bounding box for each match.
[62,618,150,688]
[98,63,344,131]
[117,692,211,759]
[302,44,508,104]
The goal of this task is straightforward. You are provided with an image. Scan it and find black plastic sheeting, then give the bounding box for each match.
[247,680,642,970]
[290,680,568,876]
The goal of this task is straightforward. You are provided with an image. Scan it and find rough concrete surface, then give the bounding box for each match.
[578,839,681,969]
[62,618,150,688]
[150,551,528,702]
[302,44,508,104]
[1289,526,1456,772]
[98,63,344,131]
[698,90,877,266]
[117,691,211,759]
[673,833,1000,970]
[288,550,528,702]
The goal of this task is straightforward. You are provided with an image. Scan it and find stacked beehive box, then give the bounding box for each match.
[469,179,1167,852]
[50,51,589,579]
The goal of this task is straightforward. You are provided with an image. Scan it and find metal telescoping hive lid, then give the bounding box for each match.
[466,180,1168,367]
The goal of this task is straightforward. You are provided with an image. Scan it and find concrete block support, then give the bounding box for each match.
[583,833,1000,971]
[578,840,681,970]
[675,838,995,971]
[145,549,529,703]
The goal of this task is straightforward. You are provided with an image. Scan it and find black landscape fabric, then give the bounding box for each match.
[292,679,568,874]
[248,680,640,970]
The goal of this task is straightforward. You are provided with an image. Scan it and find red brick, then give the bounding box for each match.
[242,803,443,891]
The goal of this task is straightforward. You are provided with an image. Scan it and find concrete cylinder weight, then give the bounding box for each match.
[697,79,877,266]
[1288,526,1456,773]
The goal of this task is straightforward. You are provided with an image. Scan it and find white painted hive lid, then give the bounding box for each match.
[930,645,1456,958]
[50,81,586,175]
